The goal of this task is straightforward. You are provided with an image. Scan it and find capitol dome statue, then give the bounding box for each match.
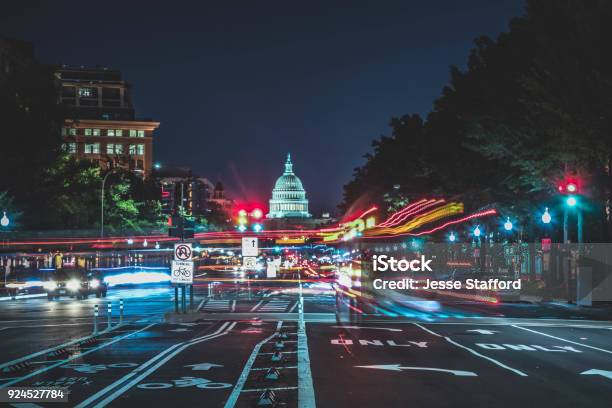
[267,153,311,219]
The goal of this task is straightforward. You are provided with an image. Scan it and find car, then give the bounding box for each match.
[43,268,106,300]
[87,270,108,298]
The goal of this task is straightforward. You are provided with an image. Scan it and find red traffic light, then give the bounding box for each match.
[557,178,581,194]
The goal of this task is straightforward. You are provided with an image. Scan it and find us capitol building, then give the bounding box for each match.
[264,154,333,230]
[267,153,311,219]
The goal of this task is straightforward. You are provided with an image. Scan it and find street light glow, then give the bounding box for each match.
[504,217,513,231]
[0,211,9,227]
[473,226,481,237]
[449,232,456,242]
[253,223,263,232]
[542,208,552,224]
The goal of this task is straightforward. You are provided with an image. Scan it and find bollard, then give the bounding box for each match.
[93,304,99,335]
[119,299,124,325]
[107,302,112,330]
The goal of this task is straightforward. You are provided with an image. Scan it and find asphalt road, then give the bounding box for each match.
[1,279,611,407]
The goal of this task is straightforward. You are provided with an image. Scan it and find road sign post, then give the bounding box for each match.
[107,302,112,330]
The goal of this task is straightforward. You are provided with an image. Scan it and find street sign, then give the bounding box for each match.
[242,237,258,257]
[171,260,194,284]
[243,256,257,270]
[174,243,193,261]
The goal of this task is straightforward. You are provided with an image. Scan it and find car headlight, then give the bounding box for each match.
[66,279,81,291]
[43,281,57,291]
[90,279,100,289]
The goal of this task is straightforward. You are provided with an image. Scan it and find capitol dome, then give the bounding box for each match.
[267,153,311,219]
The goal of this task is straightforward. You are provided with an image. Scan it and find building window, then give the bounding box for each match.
[129,129,137,137]
[129,144,145,155]
[107,129,115,137]
[116,129,123,137]
[61,127,67,136]
[62,143,77,153]
[93,129,100,136]
[106,144,123,154]
[84,143,100,154]
[79,88,92,97]
[137,130,145,137]
[84,128,92,136]
[69,128,77,136]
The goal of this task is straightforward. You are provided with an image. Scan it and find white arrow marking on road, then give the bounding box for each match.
[169,328,191,332]
[331,326,403,332]
[467,329,498,335]
[581,369,612,380]
[356,364,477,376]
[185,363,224,371]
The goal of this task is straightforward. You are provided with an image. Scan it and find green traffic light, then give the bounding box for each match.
[566,196,577,207]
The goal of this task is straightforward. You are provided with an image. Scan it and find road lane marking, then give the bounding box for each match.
[581,369,612,379]
[413,323,528,377]
[511,325,612,355]
[223,321,283,408]
[75,323,231,408]
[0,325,119,371]
[249,300,264,312]
[355,364,478,376]
[288,301,299,313]
[85,322,236,408]
[196,299,206,311]
[0,323,156,388]
[298,276,316,408]
[241,386,298,392]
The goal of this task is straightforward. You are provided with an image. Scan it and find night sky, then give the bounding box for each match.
[2,0,523,215]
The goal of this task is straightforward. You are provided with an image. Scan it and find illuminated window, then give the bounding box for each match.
[69,128,77,136]
[79,88,92,97]
[62,143,77,153]
[137,144,144,155]
[129,144,136,154]
[93,129,100,136]
[84,129,92,136]
[116,129,123,137]
[106,144,124,154]
[137,130,145,137]
[129,130,137,137]
[107,129,115,137]
[84,143,100,154]
[61,127,67,136]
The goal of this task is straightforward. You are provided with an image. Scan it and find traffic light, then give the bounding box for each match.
[557,177,581,194]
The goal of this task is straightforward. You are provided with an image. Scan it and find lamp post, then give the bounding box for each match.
[100,168,121,239]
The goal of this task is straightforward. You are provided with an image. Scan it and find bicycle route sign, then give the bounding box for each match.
[174,243,193,261]
[171,260,194,284]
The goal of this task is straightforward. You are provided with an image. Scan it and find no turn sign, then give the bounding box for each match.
[174,243,193,261]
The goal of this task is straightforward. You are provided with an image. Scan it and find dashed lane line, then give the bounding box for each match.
[413,323,528,377]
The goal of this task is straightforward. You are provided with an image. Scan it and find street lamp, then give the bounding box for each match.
[541,208,552,224]
[473,225,481,237]
[143,239,148,248]
[448,232,456,242]
[0,212,9,227]
[504,217,513,231]
[153,162,162,170]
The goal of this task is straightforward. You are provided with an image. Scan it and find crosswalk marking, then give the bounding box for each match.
[203,300,230,311]
[259,300,291,312]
